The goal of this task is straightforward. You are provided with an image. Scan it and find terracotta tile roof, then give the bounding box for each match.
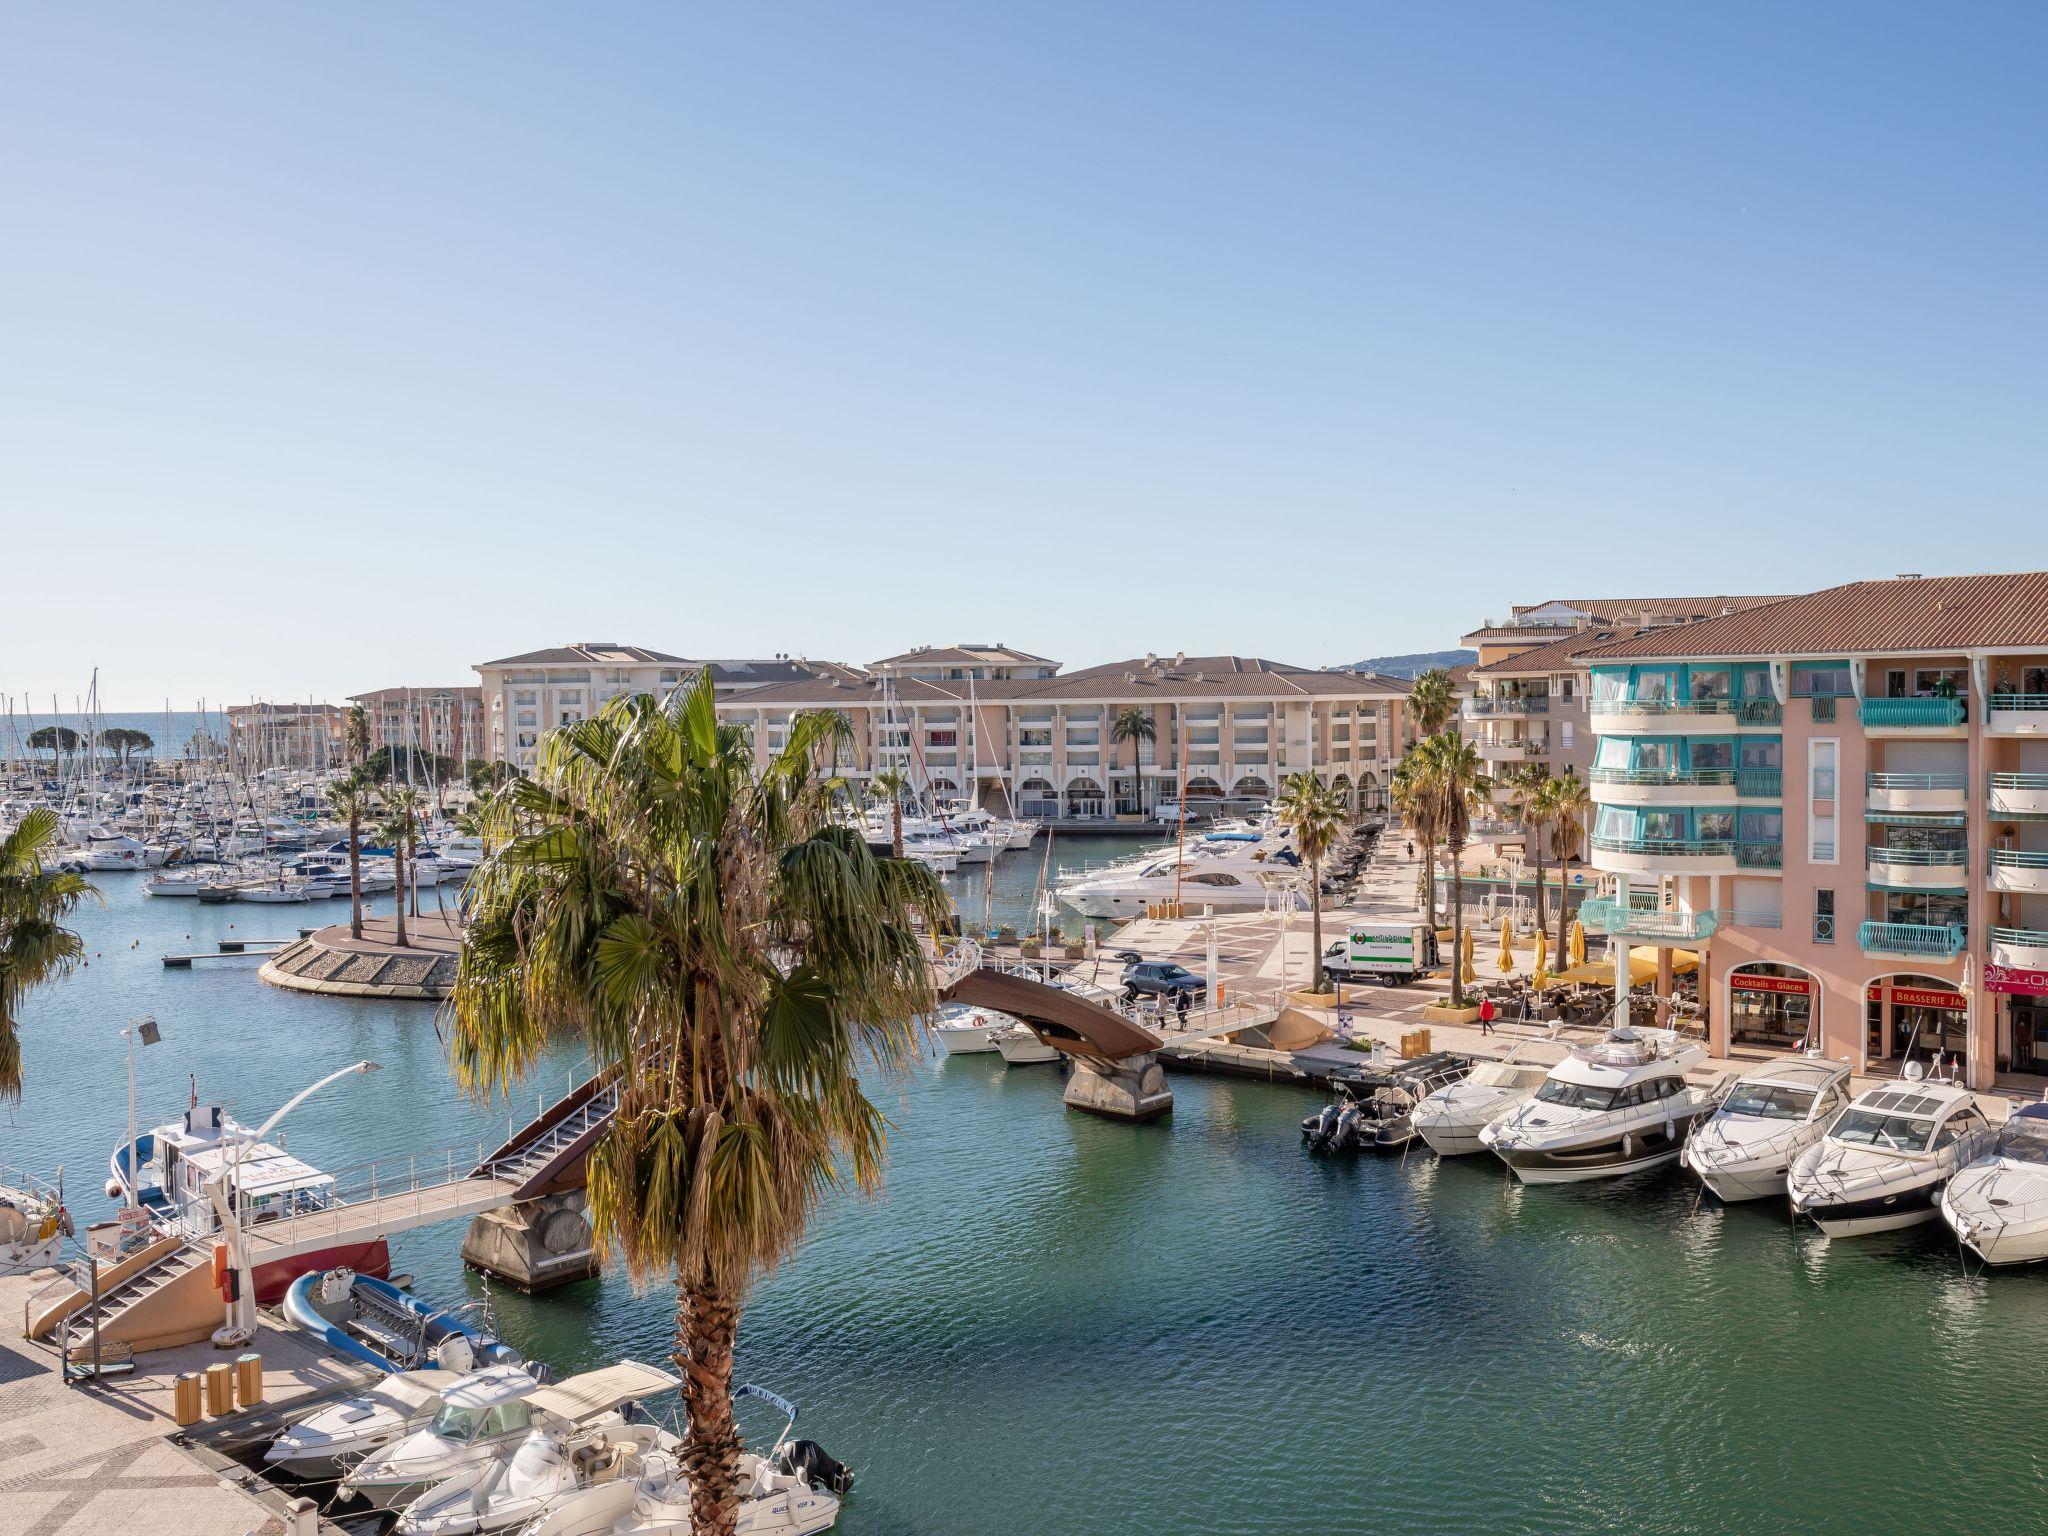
[1581,571,2048,661]
[1471,627,1651,677]
[870,643,1057,667]
[349,686,482,704]
[478,643,692,667]
[713,655,1411,707]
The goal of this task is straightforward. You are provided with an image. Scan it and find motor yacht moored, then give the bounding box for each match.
[994,1021,1060,1064]
[1410,1042,1564,1157]
[0,1167,72,1275]
[1788,1078,1993,1237]
[932,1003,1013,1056]
[1480,1027,1713,1183]
[265,1367,467,1480]
[1941,1102,2048,1264]
[339,1363,552,1510]
[607,1385,851,1536]
[1681,1056,1852,1203]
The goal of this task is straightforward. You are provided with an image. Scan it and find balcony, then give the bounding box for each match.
[1858,697,1966,732]
[1590,834,1737,876]
[1989,848,2048,895]
[1736,842,1784,869]
[1858,921,1967,960]
[1577,898,1719,943]
[1988,772,2048,818]
[1866,771,1968,816]
[1478,739,1548,764]
[1987,693,2048,737]
[1992,927,2048,970]
[1588,767,1737,807]
[1735,766,1782,798]
[1735,699,1783,727]
[1589,696,1737,736]
[1464,697,1550,718]
[1866,845,1969,890]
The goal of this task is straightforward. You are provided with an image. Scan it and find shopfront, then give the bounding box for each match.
[1866,975,1969,1068]
[1989,964,2048,1075]
[1728,964,1815,1050]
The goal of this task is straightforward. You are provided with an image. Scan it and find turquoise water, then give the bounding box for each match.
[11,875,2048,1533]
[937,832,1162,937]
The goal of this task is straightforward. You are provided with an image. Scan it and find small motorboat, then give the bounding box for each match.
[265,1367,467,1480]
[1682,1055,1851,1203]
[1943,1102,2048,1265]
[284,1267,528,1375]
[993,1022,1059,1065]
[1410,1042,1563,1157]
[1303,1054,1471,1154]
[0,1167,71,1275]
[1789,1075,1993,1237]
[933,1004,1010,1056]
[610,1385,851,1536]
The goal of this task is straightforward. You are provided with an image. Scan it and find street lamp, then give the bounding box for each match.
[209,1058,379,1347]
[113,1017,161,1221]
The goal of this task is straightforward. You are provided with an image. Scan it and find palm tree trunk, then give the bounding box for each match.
[890,800,903,860]
[393,832,409,948]
[1309,854,1324,990]
[1557,858,1570,970]
[1531,821,1546,937]
[675,1279,744,1536]
[348,809,363,941]
[1449,833,1466,1008]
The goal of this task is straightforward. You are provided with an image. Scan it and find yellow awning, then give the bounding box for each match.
[1547,950,1698,986]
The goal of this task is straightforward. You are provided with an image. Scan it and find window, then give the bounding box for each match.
[1810,740,1838,802]
[1688,668,1732,702]
[1886,670,1908,699]
[1561,721,1574,748]
[1790,664,1852,697]
[1916,668,1968,697]
[1690,740,1735,771]
[1813,889,1835,945]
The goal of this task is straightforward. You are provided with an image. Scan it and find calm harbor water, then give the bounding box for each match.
[10,872,2047,1533]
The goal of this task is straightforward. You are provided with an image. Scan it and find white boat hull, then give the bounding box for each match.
[1686,1157,1792,1204]
[1505,1146,1684,1185]
[935,1024,1002,1056]
[995,1030,1059,1065]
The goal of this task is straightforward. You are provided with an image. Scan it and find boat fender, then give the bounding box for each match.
[1621,1133,1632,1158]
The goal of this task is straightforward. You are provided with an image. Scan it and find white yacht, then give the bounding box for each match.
[144,867,212,898]
[1410,1042,1563,1157]
[994,1021,1060,1065]
[933,1004,1013,1056]
[1681,1056,1852,1203]
[1480,1027,1713,1183]
[609,1386,849,1536]
[393,1363,681,1536]
[337,1363,549,1508]
[1788,1078,1993,1237]
[266,1368,466,1479]
[0,1167,71,1275]
[1057,838,1306,919]
[1942,1103,2048,1265]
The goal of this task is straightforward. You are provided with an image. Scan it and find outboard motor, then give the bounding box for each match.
[1301,1103,1342,1152]
[1333,1103,1363,1153]
[776,1440,854,1496]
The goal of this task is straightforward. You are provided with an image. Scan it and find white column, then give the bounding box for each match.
[1613,938,1631,1029]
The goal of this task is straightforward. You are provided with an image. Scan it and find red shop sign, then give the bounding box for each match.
[1865,983,1967,1010]
[1985,964,2048,998]
[1730,973,1813,997]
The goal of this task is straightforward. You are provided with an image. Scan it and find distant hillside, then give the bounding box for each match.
[1347,649,1475,679]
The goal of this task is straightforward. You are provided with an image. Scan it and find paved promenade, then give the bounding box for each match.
[0,1270,369,1536]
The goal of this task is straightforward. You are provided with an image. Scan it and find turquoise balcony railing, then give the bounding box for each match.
[1857,921,1966,959]
[1589,768,1736,787]
[1991,849,2048,872]
[1990,772,2048,790]
[1866,845,1969,868]
[1735,766,1782,798]
[1858,697,1966,728]
[1578,898,1718,942]
[1590,834,1736,859]
[1735,842,1783,868]
[1736,699,1783,725]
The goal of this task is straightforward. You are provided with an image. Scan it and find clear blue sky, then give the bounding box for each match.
[4,3,2044,709]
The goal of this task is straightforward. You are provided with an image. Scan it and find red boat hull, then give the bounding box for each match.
[251,1238,390,1307]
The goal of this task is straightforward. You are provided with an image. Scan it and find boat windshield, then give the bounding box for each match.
[431,1403,485,1441]
[1830,1110,1936,1152]
[429,1401,529,1443]
[1998,1120,2048,1163]
[1723,1084,1816,1121]
[1534,1079,1620,1112]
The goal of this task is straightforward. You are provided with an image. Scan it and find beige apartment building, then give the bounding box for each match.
[349,686,486,765]
[224,702,348,773]
[711,651,1414,818]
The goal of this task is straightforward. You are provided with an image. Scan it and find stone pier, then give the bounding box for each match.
[1062,1052,1174,1121]
[460,1191,600,1292]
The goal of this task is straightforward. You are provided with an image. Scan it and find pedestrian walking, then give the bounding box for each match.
[1176,988,1191,1026]
[1477,994,1496,1036]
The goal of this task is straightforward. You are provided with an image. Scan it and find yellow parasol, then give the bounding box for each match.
[1460,925,1477,986]
[1532,928,1550,988]
[1568,918,1586,967]
[1496,916,1515,975]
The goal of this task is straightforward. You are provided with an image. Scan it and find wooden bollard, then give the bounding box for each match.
[204,1360,233,1416]
[173,1371,203,1426]
[235,1352,264,1408]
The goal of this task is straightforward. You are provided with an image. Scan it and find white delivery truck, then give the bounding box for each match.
[1322,922,1442,987]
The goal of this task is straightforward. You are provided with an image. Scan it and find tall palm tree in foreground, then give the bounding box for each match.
[449,678,944,1536]
[1110,707,1155,816]
[328,773,373,941]
[1498,763,1547,936]
[1391,750,1442,926]
[0,810,96,1099]
[1276,772,1347,991]
[1546,770,1591,961]
[1413,732,1492,1009]
[869,770,908,857]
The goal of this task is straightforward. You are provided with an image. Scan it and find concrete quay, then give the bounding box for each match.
[259,912,461,1000]
[1,1269,373,1536]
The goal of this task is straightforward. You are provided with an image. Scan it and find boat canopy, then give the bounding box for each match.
[442,1364,545,1412]
[377,1369,466,1412]
[526,1360,679,1422]
[185,1143,335,1198]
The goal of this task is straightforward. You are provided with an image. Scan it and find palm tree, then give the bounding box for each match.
[1546,770,1592,961]
[1415,732,1492,1008]
[1276,772,1348,991]
[0,810,96,1099]
[1391,750,1442,925]
[1497,764,1546,935]
[448,674,945,1536]
[1407,668,1458,739]
[870,771,908,858]
[328,774,374,941]
[379,787,425,941]
[1109,707,1156,817]
[345,704,371,768]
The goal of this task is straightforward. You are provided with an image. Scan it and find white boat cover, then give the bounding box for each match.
[527,1360,678,1422]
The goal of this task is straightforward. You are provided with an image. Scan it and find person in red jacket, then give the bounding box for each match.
[1477,994,1496,1036]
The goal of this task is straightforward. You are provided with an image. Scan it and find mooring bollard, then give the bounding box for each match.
[173,1370,203,1426]
[204,1359,233,1416]
[235,1351,264,1408]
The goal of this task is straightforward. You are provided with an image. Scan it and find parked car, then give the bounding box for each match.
[1119,958,1207,1004]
